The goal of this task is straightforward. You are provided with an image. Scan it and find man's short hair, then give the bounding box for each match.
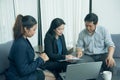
[84,13,98,25]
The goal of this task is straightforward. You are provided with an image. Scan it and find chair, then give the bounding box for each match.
[0,41,13,80]
[111,34,120,74]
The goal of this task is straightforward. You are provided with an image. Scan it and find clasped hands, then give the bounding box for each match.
[39,53,49,62]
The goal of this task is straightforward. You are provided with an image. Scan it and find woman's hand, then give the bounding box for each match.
[65,54,79,62]
[65,54,75,59]
[39,53,49,62]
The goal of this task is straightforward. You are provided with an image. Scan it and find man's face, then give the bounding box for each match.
[85,21,97,33]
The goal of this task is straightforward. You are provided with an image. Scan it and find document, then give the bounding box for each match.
[59,57,82,62]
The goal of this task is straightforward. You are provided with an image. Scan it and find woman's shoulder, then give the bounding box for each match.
[13,37,27,47]
[45,33,54,39]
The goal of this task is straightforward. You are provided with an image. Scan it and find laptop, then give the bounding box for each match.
[60,61,102,80]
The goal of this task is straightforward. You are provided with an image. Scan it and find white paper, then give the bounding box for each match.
[59,57,82,62]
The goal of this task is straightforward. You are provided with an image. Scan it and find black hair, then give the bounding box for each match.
[13,14,37,40]
[47,18,65,35]
[84,13,98,25]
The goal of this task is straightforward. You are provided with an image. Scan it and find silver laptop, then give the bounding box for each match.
[60,61,102,80]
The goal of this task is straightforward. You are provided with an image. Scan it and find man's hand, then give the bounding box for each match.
[106,46,116,67]
[76,48,83,58]
[106,55,116,67]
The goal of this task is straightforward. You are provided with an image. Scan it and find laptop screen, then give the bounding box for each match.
[65,61,102,80]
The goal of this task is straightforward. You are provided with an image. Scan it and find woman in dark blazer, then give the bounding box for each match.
[5,14,49,80]
[43,18,74,80]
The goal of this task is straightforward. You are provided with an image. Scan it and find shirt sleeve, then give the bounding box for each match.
[76,32,84,51]
[104,27,115,48]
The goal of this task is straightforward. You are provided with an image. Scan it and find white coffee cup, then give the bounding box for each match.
[102,71,112,80]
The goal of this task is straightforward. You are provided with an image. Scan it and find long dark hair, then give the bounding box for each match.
[47,18,65,36]
[13,14,37,40]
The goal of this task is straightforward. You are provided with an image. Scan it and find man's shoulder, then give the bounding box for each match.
[96,25,107,33]
[97,25,106,30]
[79,29,87,35]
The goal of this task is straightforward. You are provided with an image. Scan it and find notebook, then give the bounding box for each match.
[60,61,102,80]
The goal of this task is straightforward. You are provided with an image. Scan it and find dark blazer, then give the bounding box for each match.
[44,33,69,61]
[6,37,44,80]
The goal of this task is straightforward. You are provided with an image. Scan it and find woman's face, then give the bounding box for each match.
[24,24,37,37]
[54,24,64,36]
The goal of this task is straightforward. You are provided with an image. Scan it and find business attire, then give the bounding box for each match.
[5,37,45,80]
[43,33,70,79]
[77,26,115,71]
